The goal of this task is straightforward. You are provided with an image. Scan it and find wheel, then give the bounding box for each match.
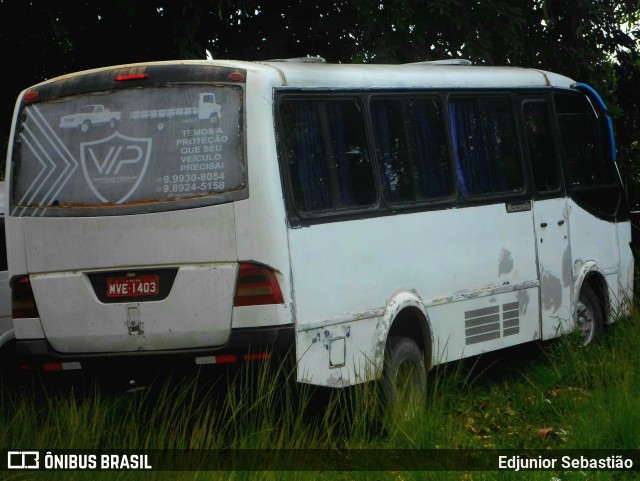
[157,122,165,130]
[109,118,117,129]
[576,285,604,345]
[80,121,91,133]
[210,113,219,127]
[382,336,426,414]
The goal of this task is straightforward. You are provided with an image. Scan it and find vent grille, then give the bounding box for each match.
[465,302,520,345]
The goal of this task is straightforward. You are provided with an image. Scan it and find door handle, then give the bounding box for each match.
[540,222,548,228]
[557,220,565,226]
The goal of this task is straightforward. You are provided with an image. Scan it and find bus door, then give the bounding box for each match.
[522,99,573,339]
[555,87,625,315]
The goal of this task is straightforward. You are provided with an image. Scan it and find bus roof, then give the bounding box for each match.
[257,60,576,90]
[21,59,577,95]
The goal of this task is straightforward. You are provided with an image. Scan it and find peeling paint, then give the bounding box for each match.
[430,297,451,305]
[516,289,530,315]
[573,259,584,278]
[562,245,572,287]
[540,268,562,312]
[374,314,392,368]
[326,372,345,388]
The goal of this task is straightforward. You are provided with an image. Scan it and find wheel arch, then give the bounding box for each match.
[574,262,609,324]
[375,291,433,378]
[0,328,15,351]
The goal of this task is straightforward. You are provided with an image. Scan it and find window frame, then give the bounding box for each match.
[275,92,382,220]
[518,96,565,199]
[277,88,626,226]
[12,82,248,217]
[552,90,627,221]
[368,93,457,209]
[446,92,528,200]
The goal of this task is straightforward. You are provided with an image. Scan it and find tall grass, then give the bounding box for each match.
[1,308,639,480]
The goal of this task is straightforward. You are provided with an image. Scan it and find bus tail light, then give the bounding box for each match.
[114,73,150,82]
[234,263,284,306]
[195,352,271,365]
[11,276,40,318]
[23,91,39,103]
[228,71,246,82]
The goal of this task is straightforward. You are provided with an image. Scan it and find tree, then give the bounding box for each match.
[0,0,361,170]
[2,0,640,200]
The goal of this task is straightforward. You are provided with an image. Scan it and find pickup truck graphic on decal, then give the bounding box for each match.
[129,92,222,130]
[59,104,122,132]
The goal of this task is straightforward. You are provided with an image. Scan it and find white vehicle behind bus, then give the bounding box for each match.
[4,59,633,396]
[0,182,13,355]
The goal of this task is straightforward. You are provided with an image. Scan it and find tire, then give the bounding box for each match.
[382,336,426,414]
[576,285,604,345]
[80,121,91,133]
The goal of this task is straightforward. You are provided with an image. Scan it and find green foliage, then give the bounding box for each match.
[2,1,640,193]
[2,306,640,480]
[350,1,640,206]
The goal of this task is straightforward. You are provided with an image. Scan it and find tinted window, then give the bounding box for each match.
[449,97,523,196]
[371,97,453,203]
[555,92,617,188]
[279,99,376,214]
[523,102,561,193]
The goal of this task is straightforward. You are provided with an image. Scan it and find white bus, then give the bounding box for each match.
[5,58,633,395]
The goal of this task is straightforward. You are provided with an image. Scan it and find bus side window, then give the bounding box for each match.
[370,97,453,203]
[279,99,377,215]
[555,92,621,218]
[555,93,607,188]
[449,96,523,196]
[522,102,561,194]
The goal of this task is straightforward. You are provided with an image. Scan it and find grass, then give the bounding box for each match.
[1,308,639,481]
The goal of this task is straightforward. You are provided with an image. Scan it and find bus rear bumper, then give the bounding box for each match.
[15,324,295,372]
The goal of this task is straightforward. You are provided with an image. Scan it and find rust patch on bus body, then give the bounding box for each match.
[562,245,572,287]
[516,288,530,315]
[540,268,562,312]
[498,248,514,276]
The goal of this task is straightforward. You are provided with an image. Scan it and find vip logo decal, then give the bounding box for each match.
[80,131,152,204]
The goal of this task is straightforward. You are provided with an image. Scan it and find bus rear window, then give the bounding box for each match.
[11,84,246,216]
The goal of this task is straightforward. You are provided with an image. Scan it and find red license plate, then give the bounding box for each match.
[106,275,159,298]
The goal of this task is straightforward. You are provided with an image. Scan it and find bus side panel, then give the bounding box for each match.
[296,317,380,388]
[617,221,634,313]
[426,288,540,364]
[290,204,540,386]
[568,201,619,272]
[568,200,621,314]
